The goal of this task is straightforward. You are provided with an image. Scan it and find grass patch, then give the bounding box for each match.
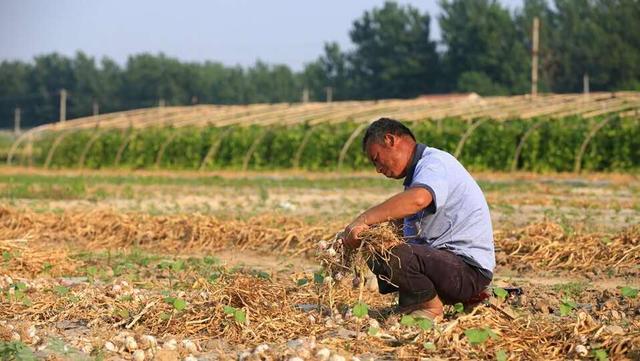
[552,281,588,297]
[0,172,399,194]
[0,180,88,200]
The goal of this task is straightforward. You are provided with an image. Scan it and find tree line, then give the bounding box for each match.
[1,0,639,128]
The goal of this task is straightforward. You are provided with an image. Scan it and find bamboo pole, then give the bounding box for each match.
[531,17,540,97]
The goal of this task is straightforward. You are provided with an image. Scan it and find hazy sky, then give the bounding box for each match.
[0,0,523,71]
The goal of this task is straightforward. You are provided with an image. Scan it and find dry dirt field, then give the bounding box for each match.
[0,168,638,360]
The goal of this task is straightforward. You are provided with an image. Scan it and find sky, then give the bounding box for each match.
[0,0,523,71]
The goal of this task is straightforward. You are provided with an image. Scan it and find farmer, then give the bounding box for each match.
[343,117,495,320]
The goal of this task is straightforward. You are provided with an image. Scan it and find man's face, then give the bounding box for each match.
[365,134,410,179]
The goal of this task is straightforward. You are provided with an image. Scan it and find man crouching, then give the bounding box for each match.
[343,117,495,320]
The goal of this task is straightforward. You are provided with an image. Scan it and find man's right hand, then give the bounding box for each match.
[343,218,369,249]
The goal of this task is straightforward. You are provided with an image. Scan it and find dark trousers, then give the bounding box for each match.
[367,243,492,305]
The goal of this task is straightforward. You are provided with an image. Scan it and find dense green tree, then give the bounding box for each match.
[245,61,300,103]
[601,0,640,90]
[439,0,530,95]
[547,0,640,92]
[349,1,439,98]
[0,61,32,129]
[122,53,192,106]
[302,42,352,101]
[2,0,640,129]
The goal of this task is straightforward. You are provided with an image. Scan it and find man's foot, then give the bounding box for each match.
[412,295,444,320]
[396,293,444,321]
[462,289,491,311]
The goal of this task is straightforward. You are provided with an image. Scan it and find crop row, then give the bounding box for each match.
[14,116,640,172]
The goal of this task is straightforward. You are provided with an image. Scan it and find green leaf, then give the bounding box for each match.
[118,294,133,302]
[203,256,220,265]
[352,302,368,318]
[367,326,379,336]
[621,286,638,298]
[159,312,171,321]
[14,282,27,291]
[464,328,491,345]
[296,278,308,286]
[496,349,507,361]
[173,298,186,311]
[416,317,433,331]
[208,271,221,283]
[53,285,69,296]
[41,262,53,273]
[400,315,415,326]
[234,309,246,323]
[313,271,325,284]
[171,260,185,272]
[0,341,36,361]
[493,287,508,300]
[559,304,572,316]
[254,270,270,280]
[85,266,98,277]
[15,345,37,361]
[454,302,465,313]
[47,338,77,356]
[223,305,237,315]
[2,251,11,262]
[592,348,608,361]
[559,298,576,316]
[423,341,436,350]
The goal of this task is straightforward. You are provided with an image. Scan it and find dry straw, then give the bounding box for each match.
[1,206,639,359]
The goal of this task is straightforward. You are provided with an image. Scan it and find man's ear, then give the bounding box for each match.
[384,133,395,147]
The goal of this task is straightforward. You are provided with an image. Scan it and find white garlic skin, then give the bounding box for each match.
[133,350,145,361]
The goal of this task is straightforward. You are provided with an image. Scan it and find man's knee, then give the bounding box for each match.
[368,244,420,284]
[388,244,417,272]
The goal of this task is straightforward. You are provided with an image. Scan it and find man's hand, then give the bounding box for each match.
[342,188,432,249]
[343,217,369,249]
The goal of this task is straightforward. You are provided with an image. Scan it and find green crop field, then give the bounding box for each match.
[15,117,639,172]
[5,93,640,173]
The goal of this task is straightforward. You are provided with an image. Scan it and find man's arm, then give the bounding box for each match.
[343,187,432,248]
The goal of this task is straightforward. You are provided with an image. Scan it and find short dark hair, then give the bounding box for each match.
[362,117,416,152]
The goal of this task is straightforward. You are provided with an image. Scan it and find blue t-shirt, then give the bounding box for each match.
[403,144,495,278]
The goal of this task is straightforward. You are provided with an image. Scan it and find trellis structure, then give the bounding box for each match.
[6,92,640,171]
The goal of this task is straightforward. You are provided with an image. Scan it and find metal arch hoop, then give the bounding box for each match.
[114,128,137,167]
[44,130,76,169]
[7,126,46,165]
[574,115,615,173]
[292,124,317,169]
[453,118,488,158]
[242,127,271,171]
[199,127,234,171]
[337,122,371,169]
[77,128,109,169]
[155,127,180,168]
[511,118,547,171]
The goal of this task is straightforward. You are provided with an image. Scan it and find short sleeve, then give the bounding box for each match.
[409,158,449,211]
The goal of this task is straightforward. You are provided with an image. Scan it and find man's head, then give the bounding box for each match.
[362,118,417,179]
